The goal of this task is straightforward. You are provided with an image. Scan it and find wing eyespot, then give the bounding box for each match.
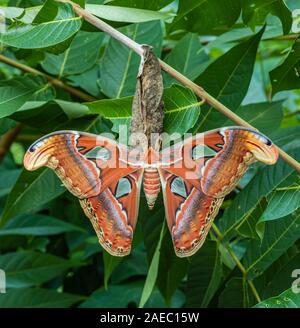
[266,139,272,146]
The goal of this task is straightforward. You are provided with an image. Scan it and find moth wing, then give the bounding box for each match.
[159,126,278,257]
[80,169,144,256]
[24,130,143,256]
[160,127,278,198]
[24,130,136,198]
[159,169,223,257]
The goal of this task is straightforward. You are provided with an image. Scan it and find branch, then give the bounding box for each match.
[0,123,23,162]
[60,0,300,174]
[0,54,96,102]
[264,33,300,41]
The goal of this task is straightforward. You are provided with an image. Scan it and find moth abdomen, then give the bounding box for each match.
[143,168,161,209]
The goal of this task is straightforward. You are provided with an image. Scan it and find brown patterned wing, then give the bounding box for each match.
[159,127,278,257]
[159,169,223,257]
[160,127,279,198]
[80,169,143,256]
[24,131,143,256]
[24,131,129,198]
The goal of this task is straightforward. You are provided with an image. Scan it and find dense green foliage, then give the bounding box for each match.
[0,0,299,308]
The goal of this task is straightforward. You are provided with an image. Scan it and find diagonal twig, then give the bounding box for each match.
[0,53,96,161]
[0,54,96,102]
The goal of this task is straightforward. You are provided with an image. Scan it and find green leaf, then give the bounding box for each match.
[263,253,300,298]
[163,85,201,134]
[195,27,265,132]
[223,101,283,135]
[0,169,65,226]
[110,0,174,11]
[80,281,184,308]
[237,198,267,240]
[0,288,84,308]
[168,0,241,34]
[103,252,122,289]
[0,214,84,236]
[0,75,55,119]
[270,38,300,95]
[19,7,41,24]
[259,186,300,223]
[0,169,20,197]
[86,96,132,133]
[270,126,300,148]
[33,0,58,24]
[42,31,104,77]
[86,4,172,23]
[110,248,148,284]
[139,222,166,308]
[0,4,81,49]
[218,241,248,270]
[186,241,222,308]
[0,118,16,135]
[0,6,24,19]
[218,277,254,308]
[156,233,188,306]
[164,33,209,86]
[12,100,89,130]
[218,148,300,241]
[67,65,102,97]
[73,0,85,9]
[242,0,292,34]
[0,251,82,288]
[254,288,300,308]
[100,21,162,98]
[142,202,164,259]
[244,211,300,279]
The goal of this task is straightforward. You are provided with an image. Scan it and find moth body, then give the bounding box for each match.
[143,167,161,209]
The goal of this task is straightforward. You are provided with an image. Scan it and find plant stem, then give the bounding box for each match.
[212,224,261,303]
[276,186,300,191]
[284,109,300,118]
[0,123,23,162]
[264,33,300,41]
[0,54,96,102]
[70,2,144,57]
[60,0,300,174]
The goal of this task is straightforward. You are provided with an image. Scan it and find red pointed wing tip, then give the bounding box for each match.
[23,150,38,171]
[270,144,279,164]
[23,151,32,170]
[245,134,279,165]
[254,143,279,165]
[23,149,52,171]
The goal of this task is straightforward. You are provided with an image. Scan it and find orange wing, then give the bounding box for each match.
[159,127,278,257]
[80,169,143,256]
[159,169,223,257]
[24,131,143,256]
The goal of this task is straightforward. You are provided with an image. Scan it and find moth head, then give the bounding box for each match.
[245,131,278,165]
[23,138,53,171]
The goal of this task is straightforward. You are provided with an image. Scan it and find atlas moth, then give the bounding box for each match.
[24,126,278,257]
